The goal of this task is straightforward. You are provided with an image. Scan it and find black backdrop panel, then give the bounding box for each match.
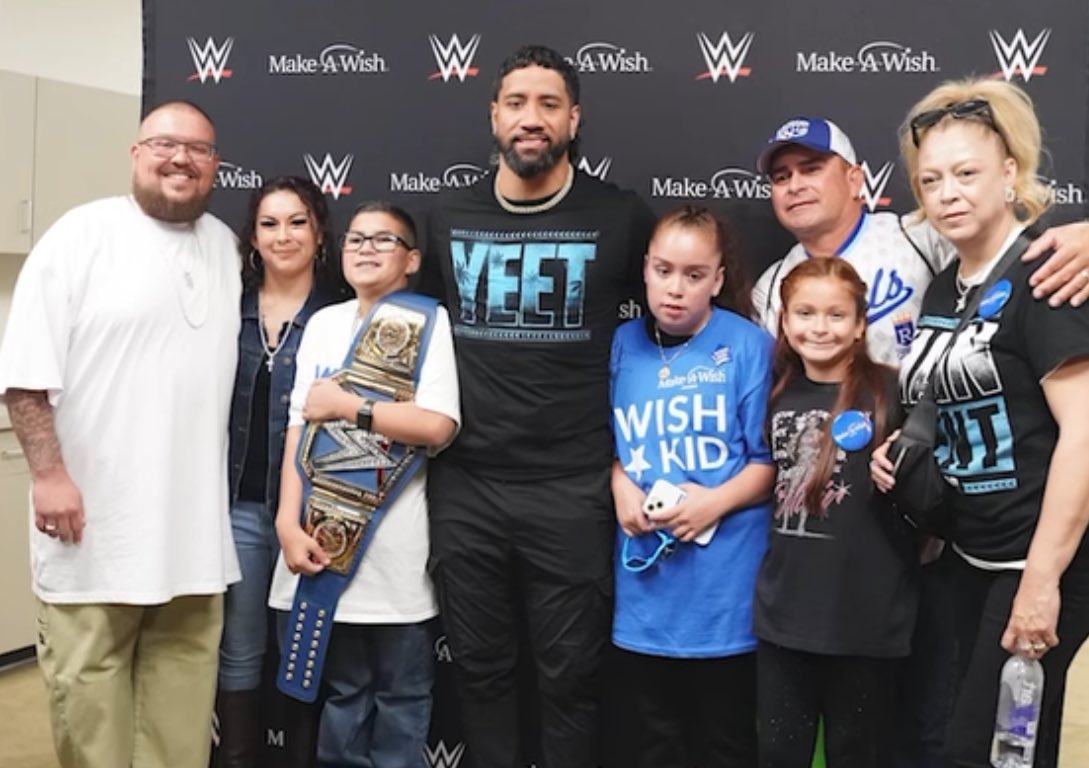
[144,2,1089,765]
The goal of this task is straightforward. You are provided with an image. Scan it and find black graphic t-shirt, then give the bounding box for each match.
[420,172,655,479]
[899,256,1089,562]
[754,370,917,657]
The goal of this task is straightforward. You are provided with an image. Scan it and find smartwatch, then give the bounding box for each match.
[356,398,376,432]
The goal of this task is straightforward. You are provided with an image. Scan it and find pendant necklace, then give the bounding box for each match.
[954,273,973,313]
[494,163,574,215]
[258,310,296,372]
[654,324,693,380]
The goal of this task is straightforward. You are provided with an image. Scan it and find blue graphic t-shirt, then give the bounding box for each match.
[900,255,1089,562]
[610,308,773,657]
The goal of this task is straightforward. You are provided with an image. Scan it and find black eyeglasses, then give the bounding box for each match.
[909,99,998,147]
[339,231,413,253]
[138,136,218,163]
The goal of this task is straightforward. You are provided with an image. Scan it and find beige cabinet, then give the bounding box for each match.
[0,429,34,655]
[0,69,138,254]
[0,72,36,254]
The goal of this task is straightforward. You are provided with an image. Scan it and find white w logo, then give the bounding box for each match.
[696,32,754,84]
[577,156,613,180]
[428,34,482,82]
[424,740,466,768]
[186,37,234,84]
[989,29,1050,82]
[860,161,894,212]
[304,153,354,200]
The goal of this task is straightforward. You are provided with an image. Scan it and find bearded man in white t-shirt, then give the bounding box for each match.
[0,100,242,768]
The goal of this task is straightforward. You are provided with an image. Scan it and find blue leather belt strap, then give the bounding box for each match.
[276,291,438,702]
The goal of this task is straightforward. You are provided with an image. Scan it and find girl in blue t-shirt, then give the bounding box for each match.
[607,205,774,767]
[754,257,915,767]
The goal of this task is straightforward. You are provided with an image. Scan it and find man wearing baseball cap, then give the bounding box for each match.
[752,115,1089,366]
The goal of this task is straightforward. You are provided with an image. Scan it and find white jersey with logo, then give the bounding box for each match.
[753,211,956,366]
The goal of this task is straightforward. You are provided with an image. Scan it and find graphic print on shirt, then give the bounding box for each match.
[866,266,914,325]
[899,315,1015,494]
[770,408,849,538]
[449,227,599,342]
[613,360,732,482]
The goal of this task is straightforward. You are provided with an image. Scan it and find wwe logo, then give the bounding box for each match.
[428,33,482,82]
[696,32,754,83]
[860,161,894,212]
[186,36,234,83]
[577,156,613,180]
[424,740,466,768]
[989,29,1050,82]
[304,153,354,200]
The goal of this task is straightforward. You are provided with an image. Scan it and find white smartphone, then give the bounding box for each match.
[642,478,718,546]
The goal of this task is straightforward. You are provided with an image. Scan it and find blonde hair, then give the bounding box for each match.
[899,77,1051,224]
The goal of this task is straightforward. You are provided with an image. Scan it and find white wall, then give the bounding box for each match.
[0,0,142,95]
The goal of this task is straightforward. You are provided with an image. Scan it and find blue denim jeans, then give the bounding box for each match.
[312,620,436,768]
[219,499,280,691]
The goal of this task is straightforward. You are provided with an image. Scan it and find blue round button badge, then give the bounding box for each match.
[979,279,1012,320]
[831,410,873,452]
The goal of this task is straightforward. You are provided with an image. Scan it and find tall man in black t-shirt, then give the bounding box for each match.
[419,45,655,768]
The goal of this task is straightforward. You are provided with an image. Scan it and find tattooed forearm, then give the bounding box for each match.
[5,388,65,476]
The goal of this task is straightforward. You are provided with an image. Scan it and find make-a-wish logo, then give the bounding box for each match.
[187,36,234,84]
[428,33,481,82]
[695,31,754,83]
[651,167,769,200]
[214,161,263,190]
[577,156,612,180]
[796,41,939,74]
[989,29,1050,82]
[304,153,354,200]
[424,741,466,768]
[389,163,485,193]
[860,161,894,211]
[1038,176,1085,207]
[268,43,389,75]
[568,42,652,73]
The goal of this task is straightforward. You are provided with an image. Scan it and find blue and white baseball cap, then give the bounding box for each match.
[756,117,858,174]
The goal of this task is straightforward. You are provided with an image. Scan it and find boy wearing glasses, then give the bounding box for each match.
[268,202,460,767]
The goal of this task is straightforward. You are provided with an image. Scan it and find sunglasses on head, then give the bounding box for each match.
[909,99,996,147]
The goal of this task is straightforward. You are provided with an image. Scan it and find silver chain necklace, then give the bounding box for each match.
[654,324,693,380]
[494,164,574,215]
[257,313,295,372]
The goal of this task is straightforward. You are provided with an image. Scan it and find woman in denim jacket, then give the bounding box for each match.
[217,176,347,766]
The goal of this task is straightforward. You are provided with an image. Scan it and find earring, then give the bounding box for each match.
[248,249,262,272]
[1004,186,1016,203]
[312,244,327,271]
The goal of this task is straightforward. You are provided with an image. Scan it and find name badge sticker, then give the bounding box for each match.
[979,279,1012,320]
[831,410,873,452]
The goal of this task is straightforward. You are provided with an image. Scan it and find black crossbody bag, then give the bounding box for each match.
[888,233,1031,536]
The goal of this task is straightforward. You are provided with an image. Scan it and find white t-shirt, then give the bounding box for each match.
[753,211,956,366]
[0,196,242,604]
[268,298,460,624]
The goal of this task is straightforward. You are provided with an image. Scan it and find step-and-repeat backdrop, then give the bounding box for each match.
[143,1,1088,765]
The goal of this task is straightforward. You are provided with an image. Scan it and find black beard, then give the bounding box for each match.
[496,133,570,180]
[132,181,211,223]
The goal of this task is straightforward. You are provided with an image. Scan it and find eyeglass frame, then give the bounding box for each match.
[137,135,218,163]
[620,529,678,573]
[909,99,1000,148]
[339,230,415,253]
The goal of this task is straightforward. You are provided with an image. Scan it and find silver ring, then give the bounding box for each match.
[42,523,57,531]
[1031,641,1047,652]
[1080,269,1089,282]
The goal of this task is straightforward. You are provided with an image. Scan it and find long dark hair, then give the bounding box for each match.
[770,258,893,512]
[649,205,753,318]
[238,176,348,298]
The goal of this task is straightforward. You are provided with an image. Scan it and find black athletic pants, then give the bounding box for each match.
[428,459,614,768]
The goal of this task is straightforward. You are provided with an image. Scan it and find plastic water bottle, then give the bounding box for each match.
[990,653,1044,768]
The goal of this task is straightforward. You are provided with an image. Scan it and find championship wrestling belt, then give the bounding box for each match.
[277,291,438,702]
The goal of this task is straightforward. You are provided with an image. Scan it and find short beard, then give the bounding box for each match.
[496,133,570,180]
[132,181,211,223]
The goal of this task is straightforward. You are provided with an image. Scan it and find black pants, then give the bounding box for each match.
[946,549,1089,768]
[892,548,959,768]
[756,641,898,768]
[605,647,757,768]
[427,460,614,768]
